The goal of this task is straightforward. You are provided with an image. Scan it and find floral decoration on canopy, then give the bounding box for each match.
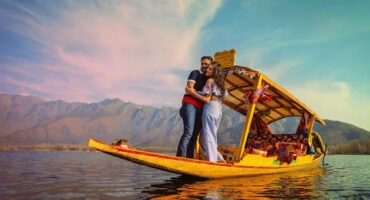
[222,66,258,78]
[243,82,272,105]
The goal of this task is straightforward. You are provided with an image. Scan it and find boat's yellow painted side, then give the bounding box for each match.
[88,138,323,179]
[237,154,316,166]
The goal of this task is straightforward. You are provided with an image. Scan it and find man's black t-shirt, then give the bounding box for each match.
[187,70,207,93]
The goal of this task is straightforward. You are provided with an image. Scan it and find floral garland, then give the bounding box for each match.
[242,82,272,105]
[222,66,257,78]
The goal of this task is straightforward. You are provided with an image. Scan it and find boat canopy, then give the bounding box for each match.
[222,65,326,126]
[214,49,325,161]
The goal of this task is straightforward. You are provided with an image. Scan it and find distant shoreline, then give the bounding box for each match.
[0,144,177,153]
[1,145,368,155]
[0,144,94,152]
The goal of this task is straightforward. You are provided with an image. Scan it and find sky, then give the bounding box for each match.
[0,0,369,131]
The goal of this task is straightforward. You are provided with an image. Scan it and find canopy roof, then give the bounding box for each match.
[222,65,326,126]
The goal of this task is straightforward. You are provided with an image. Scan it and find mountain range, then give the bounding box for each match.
[0,94,369,149]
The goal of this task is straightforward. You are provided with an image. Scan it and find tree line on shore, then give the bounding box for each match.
[0,144,176,152]
[328,139,370,154]
[1,139,370,155]
[0,144,94,151]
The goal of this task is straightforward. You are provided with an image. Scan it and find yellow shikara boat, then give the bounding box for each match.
[88,49,327,179]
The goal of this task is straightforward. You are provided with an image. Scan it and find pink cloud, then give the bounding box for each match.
[1,1,221,107]
[41,1,220,104]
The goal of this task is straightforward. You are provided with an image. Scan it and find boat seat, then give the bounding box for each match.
[246,133,308,157]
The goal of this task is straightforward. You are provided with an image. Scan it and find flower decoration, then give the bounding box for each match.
[223,66,257,78]
[243,82,272,105]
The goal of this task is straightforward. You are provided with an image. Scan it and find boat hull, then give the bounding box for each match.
[88,138,323,179]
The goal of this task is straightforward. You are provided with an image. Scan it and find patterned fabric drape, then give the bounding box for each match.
[296,111,311,134]
[250,114,272,136]
[246,114,309,159]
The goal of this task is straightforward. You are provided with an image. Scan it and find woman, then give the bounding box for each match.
[185,61,227,163]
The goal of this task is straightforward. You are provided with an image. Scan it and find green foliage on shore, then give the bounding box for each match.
[0,144,177,153]
[0,144,95,151]
[2,141,370,155]
[328,139,370,154]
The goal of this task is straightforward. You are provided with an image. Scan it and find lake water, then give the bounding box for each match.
[0,151,369,200]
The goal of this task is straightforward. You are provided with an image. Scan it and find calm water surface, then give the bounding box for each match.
[0,151,369,199]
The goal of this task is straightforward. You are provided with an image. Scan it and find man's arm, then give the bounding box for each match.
[185,70,200,98]
[185,70,197,92]
[186,80,195,89]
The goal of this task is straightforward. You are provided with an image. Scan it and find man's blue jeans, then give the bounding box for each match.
[176,103,203,158]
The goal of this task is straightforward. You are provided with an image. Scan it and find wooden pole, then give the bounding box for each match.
[235,74,263,161]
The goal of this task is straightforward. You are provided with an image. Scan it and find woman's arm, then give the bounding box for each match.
[185,87,212,103]
[185,79,214,103]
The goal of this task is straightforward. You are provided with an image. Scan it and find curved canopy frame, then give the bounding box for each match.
[222,65,325,126]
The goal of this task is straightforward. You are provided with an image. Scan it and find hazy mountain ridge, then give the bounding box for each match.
[0,94,186,147]
[0,94,369,148]
[314,120,370,146]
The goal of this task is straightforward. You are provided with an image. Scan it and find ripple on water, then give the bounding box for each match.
[1,152,369,199]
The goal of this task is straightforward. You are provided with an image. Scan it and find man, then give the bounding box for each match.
[176,56,213,158]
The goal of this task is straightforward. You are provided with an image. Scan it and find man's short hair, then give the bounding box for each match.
[201,56,213,62]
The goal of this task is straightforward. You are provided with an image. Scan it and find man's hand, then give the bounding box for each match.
[185,86,195,94]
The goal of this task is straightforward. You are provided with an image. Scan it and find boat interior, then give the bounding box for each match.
[197,113,324,165]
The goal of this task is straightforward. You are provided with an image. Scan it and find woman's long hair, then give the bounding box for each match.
[212,61,227,98]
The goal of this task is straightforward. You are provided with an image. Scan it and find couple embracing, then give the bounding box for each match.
[176,56,227,163]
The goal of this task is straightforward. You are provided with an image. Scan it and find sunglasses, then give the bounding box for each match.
[201,63,210,66]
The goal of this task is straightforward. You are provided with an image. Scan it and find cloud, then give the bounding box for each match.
[0,0,222,106]
[289,80,370,131]
[233,15,370,131]
[238,37,370,131]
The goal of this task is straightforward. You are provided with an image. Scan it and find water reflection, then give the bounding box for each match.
[2,152,369,199]
[144,167,326,199]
